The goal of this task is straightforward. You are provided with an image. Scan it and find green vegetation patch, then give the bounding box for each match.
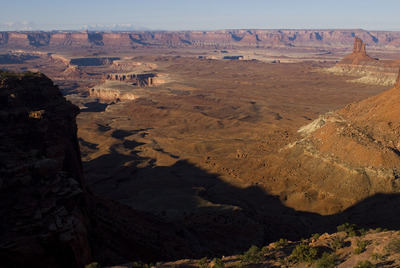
[337,223,365,237]
[289,243,318,263]
[315,252,336,268]
[353,260,376,268]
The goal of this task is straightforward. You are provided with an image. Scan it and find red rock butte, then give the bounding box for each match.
[341,37,375,64]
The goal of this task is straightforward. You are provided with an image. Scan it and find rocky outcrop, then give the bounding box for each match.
[341,37,375,64]
[62,65,88,79]
[101,73,156,86]
[326,37,400,85]
[2,29,400,49]
[276,70,400,214]
[89,82,145,101]
[0,71,91,267]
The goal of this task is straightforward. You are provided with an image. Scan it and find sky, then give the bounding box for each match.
[0,0,399,31]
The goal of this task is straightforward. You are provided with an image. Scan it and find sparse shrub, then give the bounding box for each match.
[261,246,269,254]
[354,240,370,254]
[315,252,336,268]
[312,233,321,240]
[131,261,153,268]
[359,228,367,236]
[275,238,288,249]
[353,260,376,268]
[85,263,100,268]
[0,70,15,79]
[371,253,385,261]
[385,238,400,254]
[277,258,289,268]
[198,257,209,268]
[337,223,361,237]
[239,245,264,263]
[290,243,318,263]
[375,227,383,233]
[329,238,344,251]
[212,258,225,268]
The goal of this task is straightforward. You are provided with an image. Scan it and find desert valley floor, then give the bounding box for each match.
[2,38,400,265]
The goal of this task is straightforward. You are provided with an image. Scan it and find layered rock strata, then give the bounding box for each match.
[89,82,145,101]
[101,73,156,86]
[276,69,400,214]
[1,29,400,48]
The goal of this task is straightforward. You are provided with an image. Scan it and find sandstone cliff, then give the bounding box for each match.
[0,71,91,267]
[1,29,400,49]
[326,37,400,85]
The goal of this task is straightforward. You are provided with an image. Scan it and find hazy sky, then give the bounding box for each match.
[0,0,399,31]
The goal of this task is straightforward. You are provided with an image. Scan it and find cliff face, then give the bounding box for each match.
[101,73,156,86]
[1,29,400,48]
[0,72,91,267]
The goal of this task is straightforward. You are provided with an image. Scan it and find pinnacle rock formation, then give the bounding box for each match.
[341,37,375,64]
[353,36,367,54]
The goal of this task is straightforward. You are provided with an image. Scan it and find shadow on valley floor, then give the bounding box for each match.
[80,130,400,265]
[80,101,109,112]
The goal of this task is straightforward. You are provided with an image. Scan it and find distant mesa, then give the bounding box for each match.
[101,72,157,86]
[1,29,400,49]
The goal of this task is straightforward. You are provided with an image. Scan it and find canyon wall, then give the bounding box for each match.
[1,29,400,48]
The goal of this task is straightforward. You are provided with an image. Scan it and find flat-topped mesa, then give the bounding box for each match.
[101,73,157,86]
[2,30,400,49]
[341,37,375,64]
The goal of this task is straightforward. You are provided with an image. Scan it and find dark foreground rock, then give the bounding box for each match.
[0,71,194,267]
[0,71,91,267]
